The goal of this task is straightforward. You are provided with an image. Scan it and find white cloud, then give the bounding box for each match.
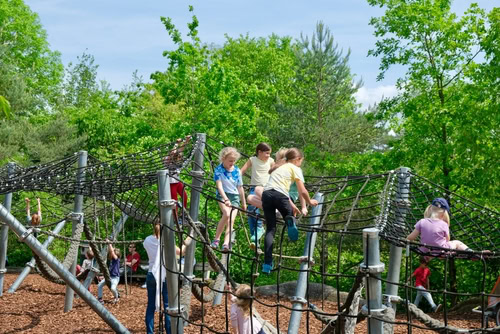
[355,85,398,111]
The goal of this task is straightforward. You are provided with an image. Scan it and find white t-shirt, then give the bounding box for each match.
[249,156,274,187]
[143,235,160,273]
[264,163,304,197]
[230,302,263,334]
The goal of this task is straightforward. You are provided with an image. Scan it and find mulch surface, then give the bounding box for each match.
[0,272,495,333]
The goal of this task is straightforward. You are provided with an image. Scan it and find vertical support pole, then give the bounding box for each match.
[8,219,67,293]
[158,170,183,334]
[64,150,87,312]
[385,167,410,309]
[0,162,14,296]
[288,193,324,334]
[361,228,385,334]
[0,203,129,333]
[183,133,205,284]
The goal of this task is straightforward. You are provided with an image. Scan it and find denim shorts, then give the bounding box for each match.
[216,192,240,206]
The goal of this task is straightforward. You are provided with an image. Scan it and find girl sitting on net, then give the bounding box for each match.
[407,198,472,253]
[241,143,274,249]
[212,147,247,252]
[230,284,264,334]
[261,148,318,274]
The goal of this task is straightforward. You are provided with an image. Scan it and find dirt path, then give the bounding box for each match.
[0,273,494,333]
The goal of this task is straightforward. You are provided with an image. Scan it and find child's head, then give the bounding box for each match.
[86,249,94,260]
[128,243,136,253]
[153,218,161,238]
[219,147,240,169]
[255,142,272,160]
[31,213,41,226]
[234,284,252,315]
[275,148,289,162]
[285,148,304,166]
[419,256,429,266]
[424,198,450,225]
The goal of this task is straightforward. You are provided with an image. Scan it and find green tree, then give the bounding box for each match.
[0,0,63,113]
[368,0,498,205]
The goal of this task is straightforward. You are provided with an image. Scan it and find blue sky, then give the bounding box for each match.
[26,0,497,108]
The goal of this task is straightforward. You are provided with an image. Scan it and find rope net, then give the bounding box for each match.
[1,133,499,333]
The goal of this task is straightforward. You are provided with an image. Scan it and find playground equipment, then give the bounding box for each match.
[0,133,498,334]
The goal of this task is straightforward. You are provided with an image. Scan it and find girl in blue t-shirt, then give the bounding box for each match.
[97,241,121,304]
[212,147,247,251]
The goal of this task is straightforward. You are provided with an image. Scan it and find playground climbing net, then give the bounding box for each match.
[0,133,498,333]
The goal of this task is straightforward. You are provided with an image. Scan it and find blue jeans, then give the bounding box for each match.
[146,272,171,334]
[248,188,264,241]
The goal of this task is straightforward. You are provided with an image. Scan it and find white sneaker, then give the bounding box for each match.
[141,283,147,289]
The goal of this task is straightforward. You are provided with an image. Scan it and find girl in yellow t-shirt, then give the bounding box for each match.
[261,148,318,274]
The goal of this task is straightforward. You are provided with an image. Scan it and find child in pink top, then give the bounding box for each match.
[407,198,470,252]
[230,284,265,334]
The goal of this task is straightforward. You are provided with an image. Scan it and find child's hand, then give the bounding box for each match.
[241,204,247,211]
[224,199,232,207]
[36,197,41,203]
[301,207,308,216]
[309,199,319,206]
[25,198,30,203]
[292,205,300,216]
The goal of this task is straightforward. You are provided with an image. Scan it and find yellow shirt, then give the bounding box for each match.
[264,163,304,197]
[249,156,274,187]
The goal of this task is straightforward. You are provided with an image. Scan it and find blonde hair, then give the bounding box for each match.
[86,249,94,259]
[219,147,240,163]
[234,284,253,316]
[154,218,161,238]
[424,204,450,225]
[109,247,121,260]
[269,147,304,174]
[31,214,41,226]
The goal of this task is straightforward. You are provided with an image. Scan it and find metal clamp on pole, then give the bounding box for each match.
[189,170,205,177]
[67,212,84,221]
[19,228,39,242]
[159,199,177,208]
[289,296,308,305]
[298,256,315,266]
[0,268,6,274]
[166,305,186,316]
[193,221,205,228]
[360,304,387,317]
[26,261,36,269]
[359,262,385,274]
[383,294,402,304]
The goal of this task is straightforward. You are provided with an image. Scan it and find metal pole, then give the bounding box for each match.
[288,193,324,334]
[83,213,128,289]
[361,228,385,334]
[0,162,14,296]
[0,203,129,333]
[8,219,66,293]
[158,170,183,334]
[64,150,87,312]
[384,167,410,310]
[183,133,205,287]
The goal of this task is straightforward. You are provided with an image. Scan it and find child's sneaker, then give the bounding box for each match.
[262,263,273,274]
[256,226,265,241]
[112,297,119,304]
[433,304,442,313]
[210,239,220,249]
[98,298,104,304]
[285,216,299,242]
[222,243,232,253]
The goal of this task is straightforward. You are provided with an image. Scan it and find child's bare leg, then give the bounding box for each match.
[215,203,230,241]
[247,194,263,209]
[448,240,468,251]
[223,208,238,246]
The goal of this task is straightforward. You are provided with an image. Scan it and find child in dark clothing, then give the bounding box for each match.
[97,241,121,304]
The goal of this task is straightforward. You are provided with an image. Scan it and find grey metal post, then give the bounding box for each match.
[361,228,385,334]
[83,213,128,289]
[384,167,410,310]
[64,151,87,312]
[0,162,14,296]
[0,203,129,333]
[8,219,66,293]
[288,193,324,334]
[183,133,205,286]
[158,170,183,334]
